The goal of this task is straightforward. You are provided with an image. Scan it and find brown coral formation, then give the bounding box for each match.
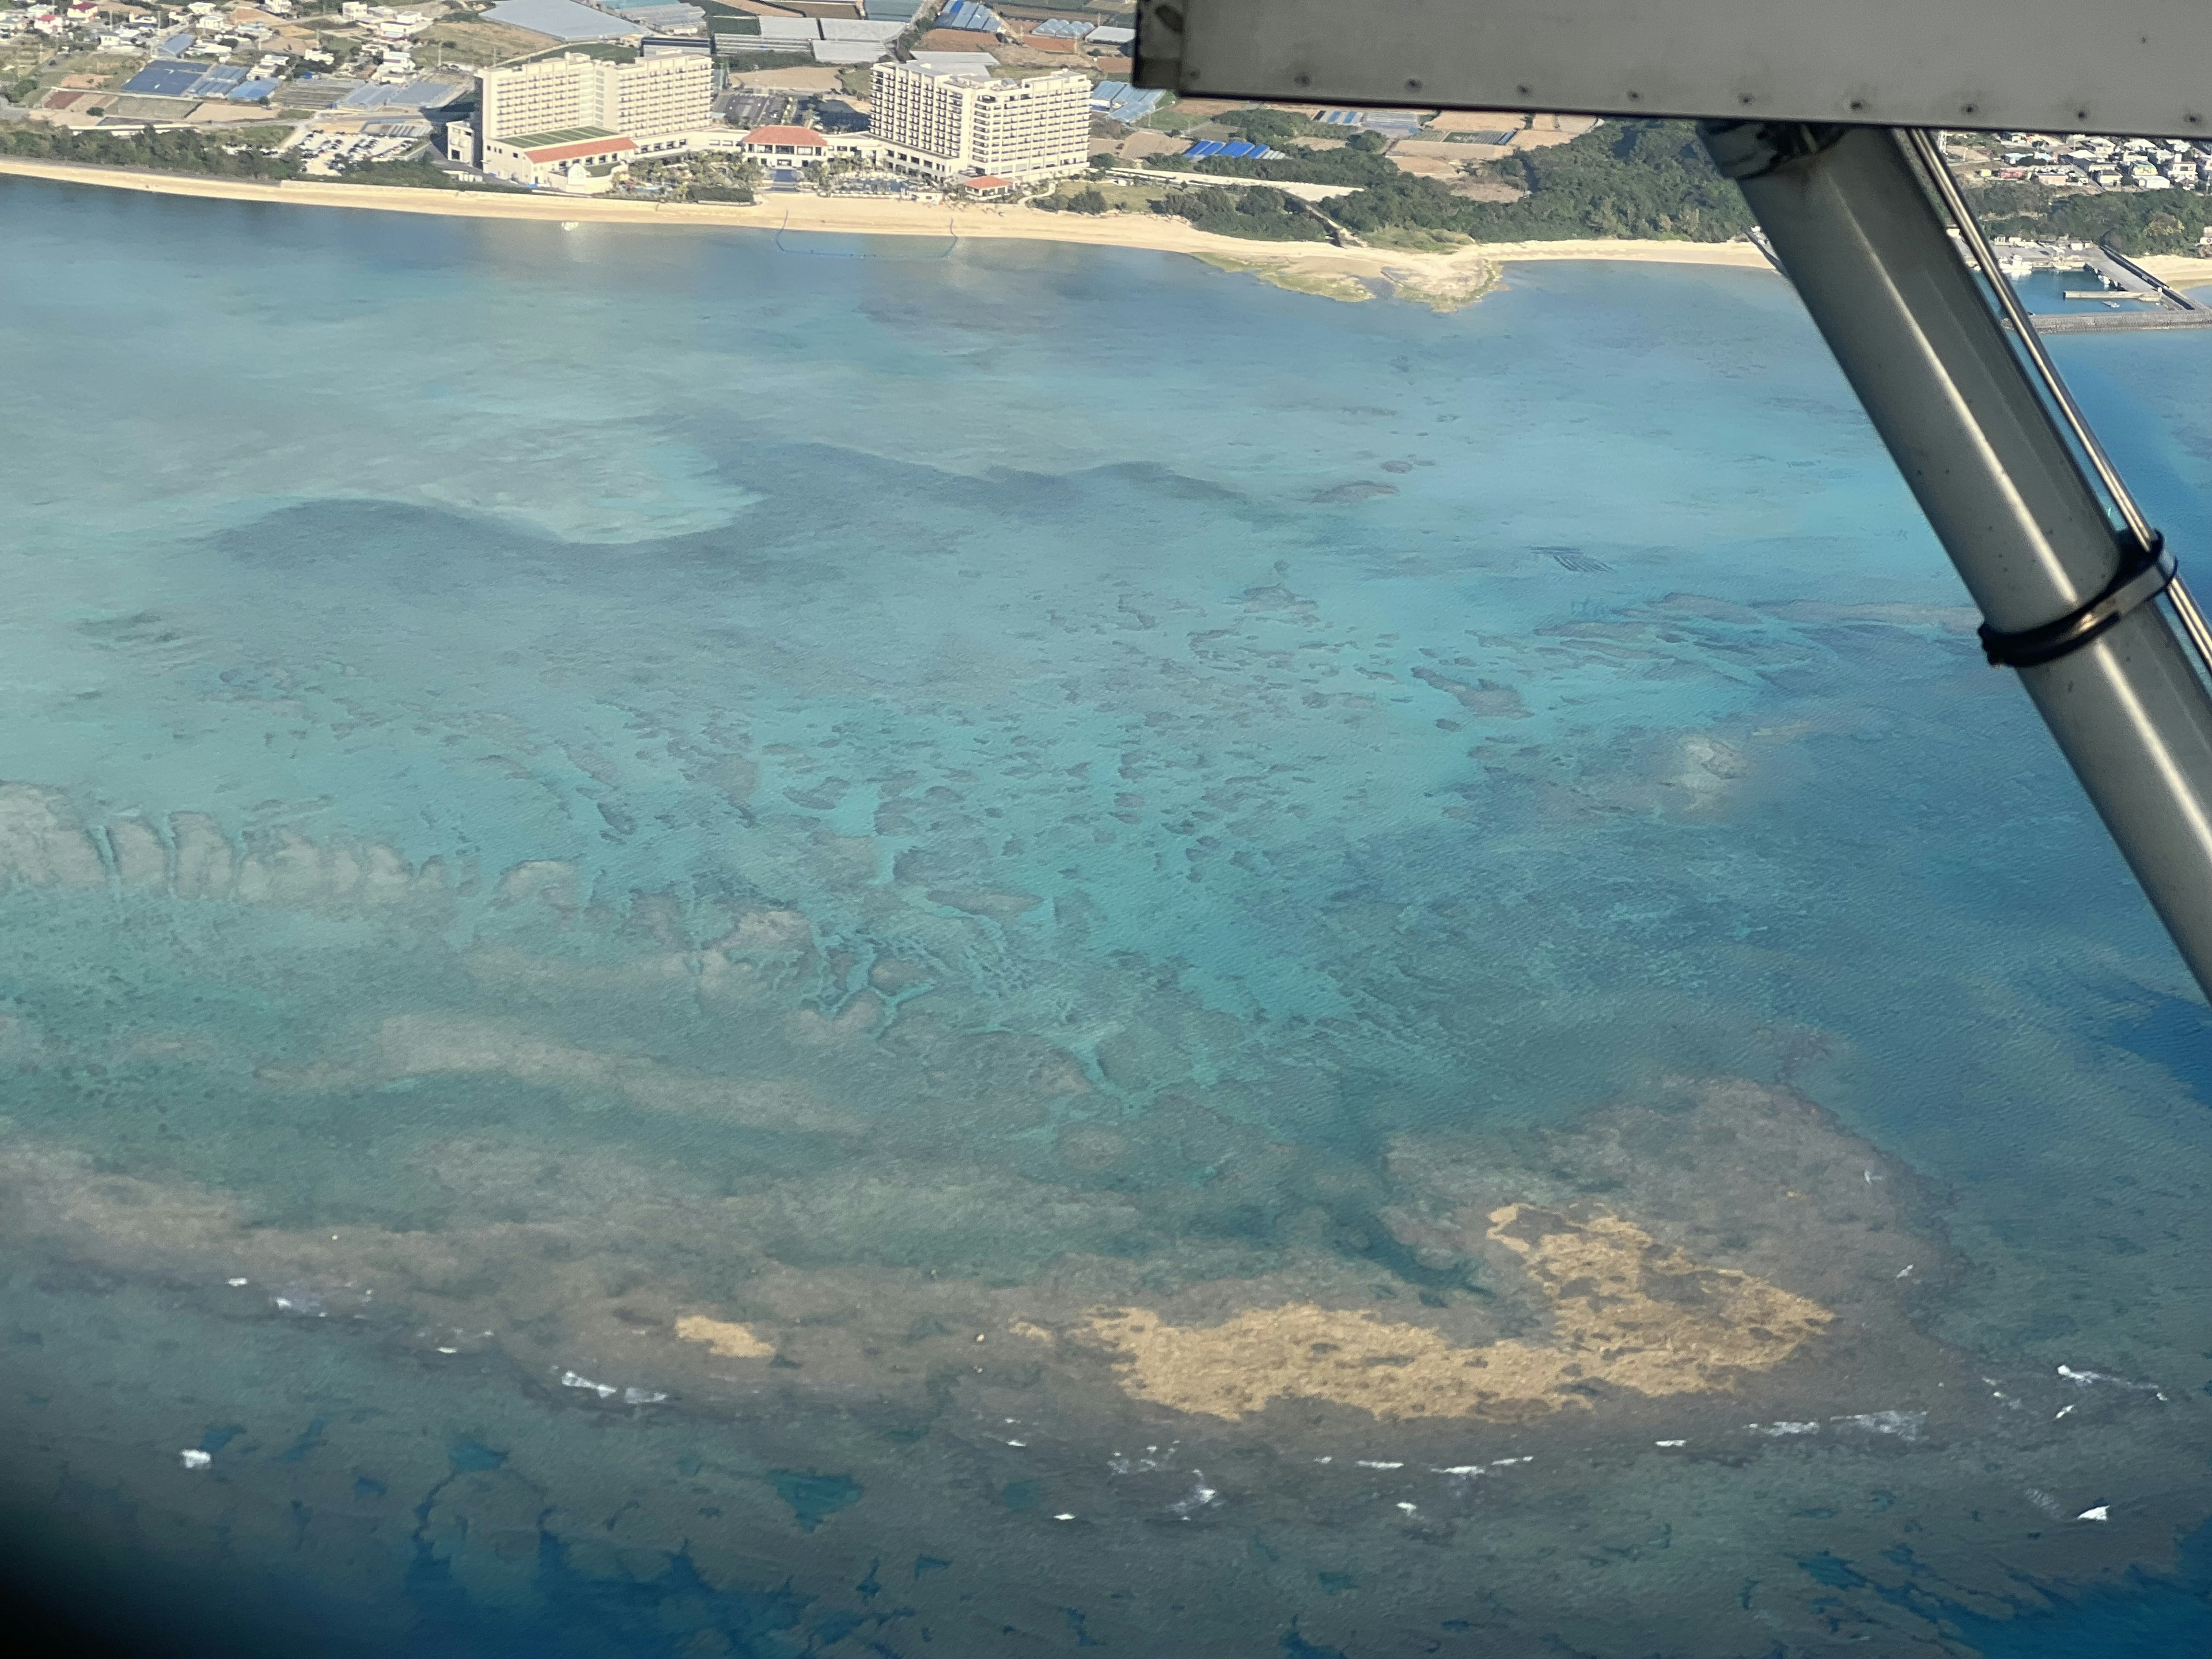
[1069,1203,1832,1422]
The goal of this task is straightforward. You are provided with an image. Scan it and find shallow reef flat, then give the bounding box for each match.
[4,183,2212,1655]
[0,818,2197,1655]
[0,1018,2197,1657]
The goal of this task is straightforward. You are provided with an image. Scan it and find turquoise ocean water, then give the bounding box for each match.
[2,176,2212,1656]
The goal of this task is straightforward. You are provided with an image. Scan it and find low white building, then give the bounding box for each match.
[685,122,883,166]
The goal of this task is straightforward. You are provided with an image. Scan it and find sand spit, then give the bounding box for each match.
[0,156,1772,310]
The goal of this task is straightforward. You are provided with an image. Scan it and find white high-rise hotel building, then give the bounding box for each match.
[461,51,712,183]
[869,62,1088,183]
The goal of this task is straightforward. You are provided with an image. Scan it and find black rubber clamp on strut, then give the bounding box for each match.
[1979,529,2175,669]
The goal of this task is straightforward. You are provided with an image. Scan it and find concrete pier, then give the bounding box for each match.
[2033,307,2212,332]
[1993,236,2212,332]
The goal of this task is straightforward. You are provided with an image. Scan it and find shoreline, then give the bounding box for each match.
[7,157,2210,300]
[0,155,1772,308]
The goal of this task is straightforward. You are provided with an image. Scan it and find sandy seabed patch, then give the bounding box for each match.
[675,1314,778,1359]
[1058,1202,1833,1422]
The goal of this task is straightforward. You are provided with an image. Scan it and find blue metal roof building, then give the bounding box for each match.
[936,1,1003,34]
[1088,81,1164,123]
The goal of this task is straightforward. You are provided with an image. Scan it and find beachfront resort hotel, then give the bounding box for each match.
[452,51,714,189]
[868,61,1089,184]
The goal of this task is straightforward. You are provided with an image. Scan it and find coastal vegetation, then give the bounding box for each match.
[1213,107,1344,147]
[1031,185,1109,214]
[1963,177,2212,254]
[0,124,526,192]
[628,151,760,204]
[0,122,301,180]
[1460,120,1755,239]
[1037,169,1335,243]
[342,157,504,191]
[1144,111,2205,253]
[11,92,2201,261]
[1152,184,1330,242]
[1152,120,1755,244]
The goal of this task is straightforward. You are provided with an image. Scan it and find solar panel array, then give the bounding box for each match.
[229,77,281,101]
[120,60,206,98]
[1181,139,1285,160]
[119,59,264,100]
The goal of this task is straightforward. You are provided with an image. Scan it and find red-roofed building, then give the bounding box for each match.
[521,132,638,166]
[738,124,830,158]
[963,175,1018,196]
[684,121,886,175]
[479,127,640,194]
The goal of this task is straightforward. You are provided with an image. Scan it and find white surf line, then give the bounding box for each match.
[2058,1363,2169,1402]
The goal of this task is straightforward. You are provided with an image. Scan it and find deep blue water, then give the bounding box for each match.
[2,175,2211,1656]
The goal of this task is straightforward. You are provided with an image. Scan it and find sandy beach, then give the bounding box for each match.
[7,156,2209,300]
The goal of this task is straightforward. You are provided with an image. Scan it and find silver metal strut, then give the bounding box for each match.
[1701,121,2212,998]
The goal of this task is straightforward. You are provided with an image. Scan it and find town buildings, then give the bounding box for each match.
[868,60,1087,184]
[1974,130,2212,193]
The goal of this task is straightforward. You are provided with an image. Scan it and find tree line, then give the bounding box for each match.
[0,122,302,179]
[1147,120,1754,243]
[1963,176,2212,255]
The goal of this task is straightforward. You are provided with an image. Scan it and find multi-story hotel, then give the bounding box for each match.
[456,51,713,187]
[868,62,1088,184]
